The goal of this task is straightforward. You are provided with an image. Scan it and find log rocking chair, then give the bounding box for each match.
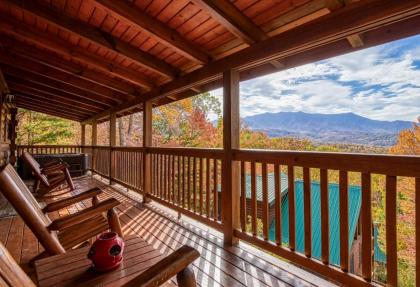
[0,164,122,259]
[22,151,78,198]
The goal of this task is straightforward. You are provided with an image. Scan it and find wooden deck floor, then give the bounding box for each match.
[0,176,337,287]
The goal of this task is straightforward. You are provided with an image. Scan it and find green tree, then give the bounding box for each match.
[16,109,79,145]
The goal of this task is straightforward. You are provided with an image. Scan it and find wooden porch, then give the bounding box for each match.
[1,0,420,286]
[0,176,335,287]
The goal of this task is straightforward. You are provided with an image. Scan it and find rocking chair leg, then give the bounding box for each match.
[107,208,123,237]
[63,168,75,190]
[33,179,40,193]
[176,267,197,287]
[92,196,99,206]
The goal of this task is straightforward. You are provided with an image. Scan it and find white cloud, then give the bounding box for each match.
[209,35,420,122]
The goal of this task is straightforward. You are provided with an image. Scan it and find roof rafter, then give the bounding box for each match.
[192,0,304,70]
[4,0,180,80]
[7,79,107,112]
[16,101,84,121]
[83,0,420,123]
[0,37,139,95]
[192,0,267,44]
[93,0,210,64]
[3,65,114,109]
[0,49,131,103]
[7,81,105,114]
[14,93,93,117]
[0,16,153,90]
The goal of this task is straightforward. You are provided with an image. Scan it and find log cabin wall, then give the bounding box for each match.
[0,102,11,167]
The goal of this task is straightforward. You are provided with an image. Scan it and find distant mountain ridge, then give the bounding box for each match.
[243,112,413,146]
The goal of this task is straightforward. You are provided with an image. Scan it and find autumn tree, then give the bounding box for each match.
[16,109,79,145]
[389,118,420,155]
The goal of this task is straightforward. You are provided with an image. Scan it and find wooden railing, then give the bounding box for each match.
[17,145,82,156]
[232,149,420,287]
[16,145,420,286]
[147,147,224,231]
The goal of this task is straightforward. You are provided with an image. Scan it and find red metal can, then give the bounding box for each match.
[88,232,125,272]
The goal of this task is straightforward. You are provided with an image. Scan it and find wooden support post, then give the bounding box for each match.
[109,112,116,184]
[9,108,17,166]
[222,69,240,246]
[143,101,152,203]
[91,120,97,172]
[81,124,86,153]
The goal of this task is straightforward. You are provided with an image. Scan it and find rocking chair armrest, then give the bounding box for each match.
[41,163,69,175]
[48,198,120,231]
[42,187,102,213]
[122,245,200,287]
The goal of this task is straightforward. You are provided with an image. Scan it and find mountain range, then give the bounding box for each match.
[242,112,414,146]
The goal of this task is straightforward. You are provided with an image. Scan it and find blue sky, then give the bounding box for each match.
[210,35,420,122]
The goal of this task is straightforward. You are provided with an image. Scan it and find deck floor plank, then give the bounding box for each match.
[0,176,336,287]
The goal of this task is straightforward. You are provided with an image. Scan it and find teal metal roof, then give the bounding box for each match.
[374,225,387,263]
[217,172,386,265]
[243,172,288,203]
[269,180,386,265]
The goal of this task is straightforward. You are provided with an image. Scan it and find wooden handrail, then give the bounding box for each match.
[18,144,420,286]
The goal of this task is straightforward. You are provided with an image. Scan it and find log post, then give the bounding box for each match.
[222,69,240,246]
[9,108,17,166]
[80,123,86,153]
[143,101,152,203]
[109,112,116,184]
[91,120,97,173]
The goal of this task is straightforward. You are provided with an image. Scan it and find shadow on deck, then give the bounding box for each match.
[0,176,337,287]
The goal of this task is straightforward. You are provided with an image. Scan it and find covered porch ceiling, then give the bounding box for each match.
[0,0,420,122]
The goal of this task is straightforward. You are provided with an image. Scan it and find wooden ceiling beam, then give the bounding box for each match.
[0,16,153,90]
[193,0,267,44]
[7,79,106,110]
[14,93,93,117]
[16,101,84,121]
[4,0,179,79]
[11,90,100,116]
[0,68,9,94]
[83,0,420,123]
[0,50,130,104]
[192,1,289,72]
[0,37,139,95]
[347,33,364,48]
[15,96,88,118]
[7,81,106,113]
[93,0,210,64]
[7,81,105,113]
[3,65,115,109]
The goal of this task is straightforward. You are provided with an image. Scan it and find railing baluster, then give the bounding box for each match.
[339,171,349,272]
[177,156,181,205]
[193,157,197,212]
[303,167,311,257]
[171,155,175,204]
[206,158,210,217]
[320,168,329,265]
[274,164,281,245]
[182,156,185,208]
[199,157,203,215]
[386,175,397,286]
[262,163,269,240]
[187,157,191,210]
[251,161,257,236]
[240,161,246,232]
[213,159,218,221]
[361,172,372,281]
[288,166,295,251]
